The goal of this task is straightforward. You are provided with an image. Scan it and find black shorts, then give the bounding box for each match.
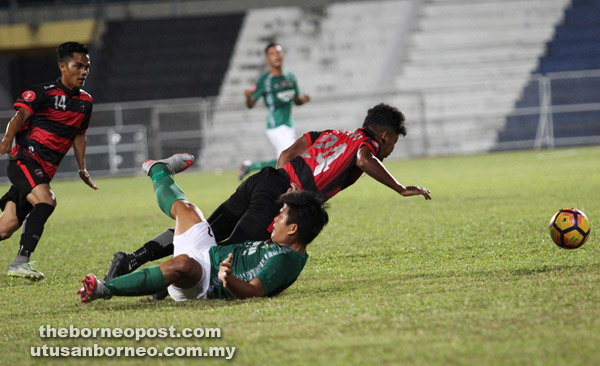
[207,167,291,243]
[0,159,50,224]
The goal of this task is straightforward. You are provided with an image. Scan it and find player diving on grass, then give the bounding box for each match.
[78,153,329,302]
[102,103,431,290]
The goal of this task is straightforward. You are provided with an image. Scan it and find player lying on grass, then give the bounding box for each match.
[102,104,431,286]
[78,154,329,302]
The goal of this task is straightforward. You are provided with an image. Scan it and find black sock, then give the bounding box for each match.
[129,229,175,271]
[18,203,55,257]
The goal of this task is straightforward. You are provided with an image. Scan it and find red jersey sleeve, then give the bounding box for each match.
[360,139,379,155]
[14,85,45,115]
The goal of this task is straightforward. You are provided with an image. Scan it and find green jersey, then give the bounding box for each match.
[251,70,301,129]
[207,240,308,299]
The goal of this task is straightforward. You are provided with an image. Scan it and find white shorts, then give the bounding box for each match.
[167,221,216,301]
[265,124,296,156]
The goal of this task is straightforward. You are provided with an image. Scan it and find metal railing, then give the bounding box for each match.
[534,69,600,149]
[0,124,147,183]
[0,69,598,180]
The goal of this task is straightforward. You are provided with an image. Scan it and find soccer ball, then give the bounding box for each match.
[549,208,591,249]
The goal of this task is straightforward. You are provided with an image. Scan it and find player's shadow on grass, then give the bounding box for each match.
[508,262,599,276]
[80,296,265,313]
[398,261,600,282]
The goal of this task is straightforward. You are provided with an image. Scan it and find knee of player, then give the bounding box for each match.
[43,197,57,206]
[34,195,57,207]
[0,229,13,240]
[173,201,204,221]
[0,223,18,240]
[172,254,198,275]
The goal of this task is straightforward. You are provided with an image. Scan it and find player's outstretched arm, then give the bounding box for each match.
[356,146,431,200]
[243,89,257,109]
[73,133,98,190]
[277,135,309,169]
[0,108,31,156]
[218,253,266,299]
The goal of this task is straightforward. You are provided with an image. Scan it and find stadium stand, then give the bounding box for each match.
[2,0,599,175]
[393,0,570,155]
[202,1,420,170]
[497,0,600,146]
[86,14,244,103]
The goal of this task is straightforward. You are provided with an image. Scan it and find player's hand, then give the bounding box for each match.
[301,94,310,103]
[243,89,252,97]
[287,182,302,193]
[408,185,431,200]
[218,253,233,287]
[0,137,13,156]
[79,169,99,190]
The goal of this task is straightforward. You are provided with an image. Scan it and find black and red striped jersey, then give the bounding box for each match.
[283,128,379,199]
[11,79,93,179]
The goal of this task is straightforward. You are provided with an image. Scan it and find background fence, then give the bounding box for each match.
[0,69,598,182]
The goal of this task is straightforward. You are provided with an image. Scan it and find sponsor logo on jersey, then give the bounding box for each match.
[35,169,44,178]
[28,146,35,155]
[22,90,36,102]
[276,90,296,102]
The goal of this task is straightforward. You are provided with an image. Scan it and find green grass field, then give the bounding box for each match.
[1,147,599,366]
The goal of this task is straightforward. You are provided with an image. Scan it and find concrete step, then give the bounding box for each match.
[406,45,542,64]
[410,26,556,50]
[418,11,565,31]
[401,58,536,77]
[424,0,567,18]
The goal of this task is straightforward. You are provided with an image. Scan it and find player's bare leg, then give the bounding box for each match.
[7,184,55,280]
[80,153,203,303]
[0,201,21,240]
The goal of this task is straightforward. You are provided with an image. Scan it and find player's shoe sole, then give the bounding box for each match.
[103,252,132,282]
[238,160,251,180]
[142,153,195,176]
[7,262,44,281]
[78,274,109,303]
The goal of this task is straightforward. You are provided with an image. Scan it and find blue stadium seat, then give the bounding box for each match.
[497,0,600,145]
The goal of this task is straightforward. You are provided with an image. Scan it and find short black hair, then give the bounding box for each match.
[277,191,329,246]
[362,103,407,136]
[57,42,89,64]
[265,42,281,53]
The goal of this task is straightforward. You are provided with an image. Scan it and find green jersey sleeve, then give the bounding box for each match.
[256,252,306,296]
[251,72,267,100]
[291,72,300,96]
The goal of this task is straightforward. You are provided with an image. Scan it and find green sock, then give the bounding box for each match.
[149,164,186,217]
[248,159,277,172]
[105,266,166,296]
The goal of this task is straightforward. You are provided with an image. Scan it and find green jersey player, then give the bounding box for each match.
[239,43,310,180]
[78,153,328,302]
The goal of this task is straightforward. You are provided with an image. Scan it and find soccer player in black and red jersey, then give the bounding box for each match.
[103,103,431,292]
[0,42,98,280]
